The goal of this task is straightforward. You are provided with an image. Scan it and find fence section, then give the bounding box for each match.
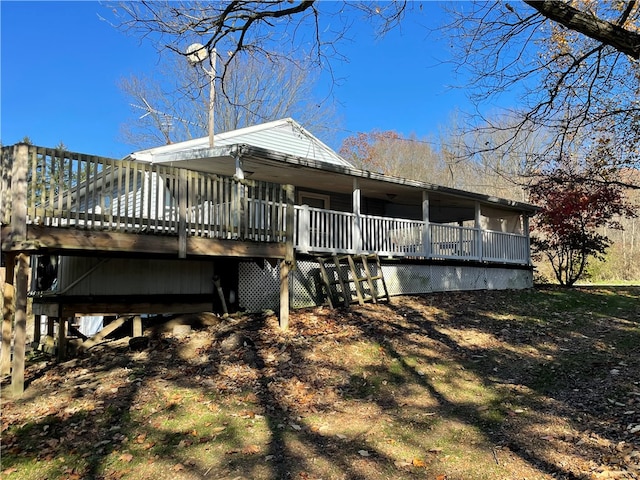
[294,205,529,264]
[1,145,289,243]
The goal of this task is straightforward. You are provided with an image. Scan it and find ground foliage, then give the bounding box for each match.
[2,287,640,479]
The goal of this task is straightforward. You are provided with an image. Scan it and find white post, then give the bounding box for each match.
[234,154,244,180]
[352,179,362,252]
[299,204,310,253]
[475,202,482,261]
[523,214,531,265]
[422,192,430,258]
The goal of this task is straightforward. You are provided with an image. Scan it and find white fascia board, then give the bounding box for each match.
[130,145,238,164]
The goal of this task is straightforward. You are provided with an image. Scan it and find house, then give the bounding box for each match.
[1,118,537,392]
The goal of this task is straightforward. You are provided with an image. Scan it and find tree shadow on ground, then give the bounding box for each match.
[2,286,639,479]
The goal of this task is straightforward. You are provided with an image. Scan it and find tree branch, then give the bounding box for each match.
[523,0,640,58]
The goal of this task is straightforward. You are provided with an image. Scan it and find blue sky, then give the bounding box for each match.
[1,1,484,158]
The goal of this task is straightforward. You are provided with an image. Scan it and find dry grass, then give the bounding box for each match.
[2,286,639,479]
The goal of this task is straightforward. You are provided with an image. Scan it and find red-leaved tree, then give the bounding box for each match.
[529,169,635,286]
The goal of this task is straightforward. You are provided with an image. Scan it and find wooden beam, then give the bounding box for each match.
[1,254,16,376]
[10,253,29,396]
[33,297,216,317]
[33,314,43,347]
[2,225,287,259]
[10,144,28,243]
[279,261,290,331]
[279,184,295,330]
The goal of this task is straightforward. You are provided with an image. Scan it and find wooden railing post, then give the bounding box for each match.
[523,214,531,265]
[9,144,29,245]
[1,147,12,224]
[352,179,362,253]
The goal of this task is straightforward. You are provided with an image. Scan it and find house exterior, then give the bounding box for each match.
[2,117,537,320]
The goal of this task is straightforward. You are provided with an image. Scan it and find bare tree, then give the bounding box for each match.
[112,1,640,188]
[120,53,337,148]
[446,1,640,189]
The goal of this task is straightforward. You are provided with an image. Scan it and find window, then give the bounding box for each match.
[298,191,330,209]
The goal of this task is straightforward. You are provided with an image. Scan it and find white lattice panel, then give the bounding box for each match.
[238,261,280,312]
[239,259,533,313]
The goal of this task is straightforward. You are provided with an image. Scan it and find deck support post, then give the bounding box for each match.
[47,315,55,337]
[57,316,68,362]
[1,253,16,376]
[33,314,42,348]
[10,253,29,396]
[422,192,430,258]
[279,184,295,330]
[133,315,142,337]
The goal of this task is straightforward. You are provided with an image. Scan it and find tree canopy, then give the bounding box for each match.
[448,1,640,188]
[112,1,640,188]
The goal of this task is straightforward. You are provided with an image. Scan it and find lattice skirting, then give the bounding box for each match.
[238,259,533,313]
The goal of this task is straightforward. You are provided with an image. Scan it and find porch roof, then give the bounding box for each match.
[128,117,538,217]
[130,141,538,218]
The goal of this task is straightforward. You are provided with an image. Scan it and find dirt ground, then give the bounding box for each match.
[1,287,639,479]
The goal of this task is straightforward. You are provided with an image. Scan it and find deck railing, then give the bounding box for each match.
[294,206,529,265]
[2,145,530,265]
[1,145,290,247]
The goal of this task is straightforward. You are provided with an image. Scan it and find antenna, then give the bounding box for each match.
[130,100,203,128]
[130,100,205,144]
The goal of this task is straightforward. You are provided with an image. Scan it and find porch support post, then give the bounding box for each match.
[523,214,531,265]
[298,205,310,253]
[422,192,431,258]
[11,253,29,397]
[279,184,295,330]
[475,202,483,261]
[1,253,16,377]
[234,154,244,180]
[352,179,362,252]
[178,169,187,259]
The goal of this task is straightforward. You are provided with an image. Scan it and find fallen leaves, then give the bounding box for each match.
[119,452,134,463]
[1,288,639,480]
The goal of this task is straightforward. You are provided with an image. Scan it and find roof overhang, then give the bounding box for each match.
[129,143,539,215]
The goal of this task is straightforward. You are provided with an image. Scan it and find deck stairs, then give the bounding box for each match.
[315,254,390,308]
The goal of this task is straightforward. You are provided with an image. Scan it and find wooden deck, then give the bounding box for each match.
[1,144,530,264]
[1,143,532,396]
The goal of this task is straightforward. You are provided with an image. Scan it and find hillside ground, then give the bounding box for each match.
[2,287,639,479]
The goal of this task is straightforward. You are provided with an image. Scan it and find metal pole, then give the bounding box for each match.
[208,50,217,149]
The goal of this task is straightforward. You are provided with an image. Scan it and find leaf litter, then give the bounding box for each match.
[1,287,639,479]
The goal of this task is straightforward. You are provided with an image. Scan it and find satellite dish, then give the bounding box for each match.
[186,43,209,65]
